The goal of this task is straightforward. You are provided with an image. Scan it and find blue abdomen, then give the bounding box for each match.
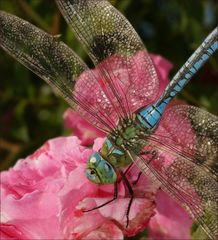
[137,27,217,130]
[137,101,167,129]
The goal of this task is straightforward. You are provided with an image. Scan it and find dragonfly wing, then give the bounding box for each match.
[0,10,125,132]
[56,0,160,118]
[135,150,217,239]
[130,105,218,239]
[152,105,218,173]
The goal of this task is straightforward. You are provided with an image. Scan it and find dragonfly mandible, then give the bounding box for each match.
[0,0,217,239]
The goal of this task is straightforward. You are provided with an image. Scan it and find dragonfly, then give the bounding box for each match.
[0,0,217,239]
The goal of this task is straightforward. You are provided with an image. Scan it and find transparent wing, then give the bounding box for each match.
[152,105,218,173]
[130,105,218,239]
[0,10,125,132]
[56,0,160,119]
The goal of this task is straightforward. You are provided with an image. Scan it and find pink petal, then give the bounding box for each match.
[83,221,123,239]
[0,224,28,239]
[64,109,106,146]
[148,190,192,240]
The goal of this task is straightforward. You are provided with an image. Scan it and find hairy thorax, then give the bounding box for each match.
[100,115,150,169]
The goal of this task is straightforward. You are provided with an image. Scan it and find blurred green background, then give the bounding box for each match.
[0,0,217,170]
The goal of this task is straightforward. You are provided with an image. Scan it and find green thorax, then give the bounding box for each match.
[100,116,147,168]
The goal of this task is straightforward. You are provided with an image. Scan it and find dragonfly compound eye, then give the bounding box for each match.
[85,168,101,184]
[86,152,117,184]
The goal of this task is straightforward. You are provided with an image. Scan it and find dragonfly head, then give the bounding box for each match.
[86,152,117,184]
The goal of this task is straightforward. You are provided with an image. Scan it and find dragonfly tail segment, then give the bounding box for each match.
[137,27,218,129]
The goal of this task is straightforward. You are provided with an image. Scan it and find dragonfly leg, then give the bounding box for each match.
[132,172,142,185]
[132,149,157,185]
[118,163,134,183]
[119,170,134,228]
[82,181,118,212]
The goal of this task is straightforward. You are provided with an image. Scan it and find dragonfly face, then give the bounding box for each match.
[86,119,147,185]
[86,152,117,184]
[0,0,217,239]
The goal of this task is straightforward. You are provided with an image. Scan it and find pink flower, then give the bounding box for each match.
[0,137,156,239]
[62,53,194,239]
[0,53,193,239]
[148,190,192,240]
[64,109,106,146]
